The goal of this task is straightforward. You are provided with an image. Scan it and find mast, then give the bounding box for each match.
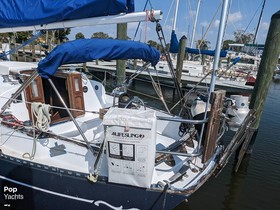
[190,0,201,48]
[209,0,230,93]
[223,0,232,41]
[172,0,180,31]
[253,0,267,44]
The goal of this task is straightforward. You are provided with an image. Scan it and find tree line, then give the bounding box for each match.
[0,29,254,52]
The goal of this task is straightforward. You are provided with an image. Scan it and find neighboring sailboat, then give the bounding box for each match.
[0,0,254,210]
[127,0,252,91]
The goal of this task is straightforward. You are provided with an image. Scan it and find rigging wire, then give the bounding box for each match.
[124,62,174,111]
[155,22,184,102]
[147,68,171,114]
[187,0,195,43]
[253,0,266,44]
[163,0,176,27]
[242,0,264,34]
[133,0,153,41]
[198,2,222,49]
[0,95,99,115]
[188,0,194,24]
[127,88,173,105]
[0,74,173,116]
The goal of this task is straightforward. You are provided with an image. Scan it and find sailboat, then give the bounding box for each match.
[125,0,253,93]
[0,0,254,209]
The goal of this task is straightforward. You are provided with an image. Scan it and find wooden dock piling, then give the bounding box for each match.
[247,10,280,151]
[226,11,280,172]
[176,36,187,86]
[116,23,127,85]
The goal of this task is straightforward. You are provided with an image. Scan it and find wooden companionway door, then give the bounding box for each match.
[23,70,85,125]
[65,73,85,117]
[24,73,45,121]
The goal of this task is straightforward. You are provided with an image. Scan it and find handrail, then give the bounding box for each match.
[156,150,201,157]
[157,116,208,124]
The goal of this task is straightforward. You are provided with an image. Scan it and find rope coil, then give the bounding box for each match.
[31,102,51,132]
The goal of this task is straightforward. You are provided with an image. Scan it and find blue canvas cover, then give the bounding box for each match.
[170,30,227,57]
[37,39,160,78]
[169,30,180,54]
[0,0,134,28]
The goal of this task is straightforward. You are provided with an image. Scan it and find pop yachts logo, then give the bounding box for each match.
[3,186,24,200]
[112,132,145,139]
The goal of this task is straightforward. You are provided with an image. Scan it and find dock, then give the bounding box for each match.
[86,62,254,94]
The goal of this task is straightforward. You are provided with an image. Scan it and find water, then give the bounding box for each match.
[94,71,280,209]
[179,81,280,210]
[125,78,280,210]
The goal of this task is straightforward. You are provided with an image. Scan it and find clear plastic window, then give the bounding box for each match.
[74,78,80,92]
[31,80,39,97]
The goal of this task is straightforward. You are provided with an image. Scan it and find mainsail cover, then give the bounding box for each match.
[0,0,134,28]
[37,39,160,78]
[170,30,227,57]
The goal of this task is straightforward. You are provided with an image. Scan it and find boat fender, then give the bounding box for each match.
[226,95,249,131]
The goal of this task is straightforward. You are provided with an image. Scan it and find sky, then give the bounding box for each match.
[68,0,280,49]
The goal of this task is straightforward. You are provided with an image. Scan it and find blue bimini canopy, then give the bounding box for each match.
[37,39,160,78]
[170,30,227,57]
[0,0,134,28]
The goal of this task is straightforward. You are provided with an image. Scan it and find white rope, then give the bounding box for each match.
[22,102,50,160]
[31,102,51,132]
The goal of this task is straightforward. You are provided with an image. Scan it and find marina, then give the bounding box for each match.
[0,0,279,210]
[86,62,254,94]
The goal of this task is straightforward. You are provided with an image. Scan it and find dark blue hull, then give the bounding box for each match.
[0,153,185,210]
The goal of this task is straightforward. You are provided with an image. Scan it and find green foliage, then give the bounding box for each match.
[91,32,112,39]
[75,32,85,39]
[147,40,158,47]
[0,32,33,43]
[55,28,71,43]
[222,39,235,50]
[234,30,254,44]
[0,33,13,43]
[0,32,34,43]
[196,39,210,49]
[147,40,165,53]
